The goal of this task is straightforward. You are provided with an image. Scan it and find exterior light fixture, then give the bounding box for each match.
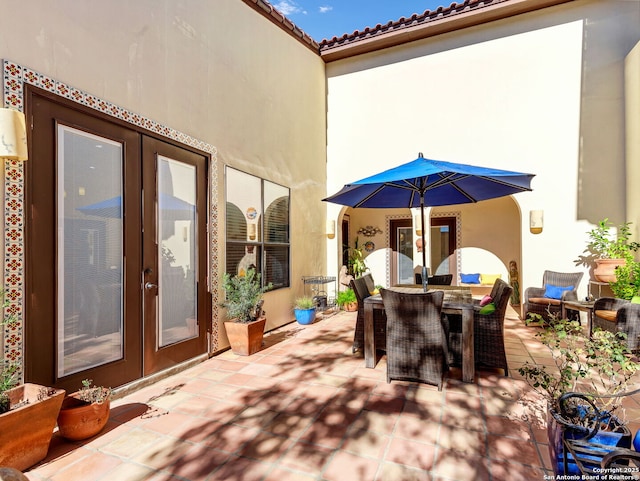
[530,210,543,234]
[0,108,28,161]
[326,220,336,239]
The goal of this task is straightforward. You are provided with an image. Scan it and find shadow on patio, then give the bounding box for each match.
[25,308,582,481]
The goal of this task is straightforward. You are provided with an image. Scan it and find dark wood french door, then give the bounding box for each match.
[390,218,414,285]
[25,86,209,392]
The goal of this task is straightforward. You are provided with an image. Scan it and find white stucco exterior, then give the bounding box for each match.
[325,0,640,301]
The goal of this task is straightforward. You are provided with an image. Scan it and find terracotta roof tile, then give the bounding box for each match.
[319,0,574,61]
[241,0,574,61]
[319,0,504,46]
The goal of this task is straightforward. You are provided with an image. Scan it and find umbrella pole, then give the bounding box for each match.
[420,199,428,292]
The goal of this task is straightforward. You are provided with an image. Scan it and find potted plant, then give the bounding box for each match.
[0,292,66,470]
[585,219,640,282]
[56,379,112,441]
[293,296,316,325]
[345,237,368,278]
[518,313,640,476]
[337,288,358,312]
[221,268,272,356]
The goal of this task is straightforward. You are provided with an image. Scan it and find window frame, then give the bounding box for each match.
[224,166,290,290]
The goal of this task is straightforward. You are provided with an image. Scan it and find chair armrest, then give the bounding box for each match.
[594,297,630,311]
[524,286,545,300]
[561,289,579,302]
[614,302,640,335]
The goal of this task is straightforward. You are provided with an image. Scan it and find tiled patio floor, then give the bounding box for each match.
[23,307,640,481]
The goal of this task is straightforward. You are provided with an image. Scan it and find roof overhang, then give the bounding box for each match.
[319,0,576,62]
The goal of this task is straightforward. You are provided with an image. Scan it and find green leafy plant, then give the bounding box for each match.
[77,379,111,405]
[336,288,357,307]
[586,219,640,260]
[221,268,272,323]
[519,313,640,412]
[609,259,640,300]
[294,296,315,310]
[345,237,368,278]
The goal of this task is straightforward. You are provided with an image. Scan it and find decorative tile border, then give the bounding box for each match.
[2,59,220,374]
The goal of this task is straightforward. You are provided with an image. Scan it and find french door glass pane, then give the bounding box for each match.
[57,126,124,377]
[158,156,197,347]
[397,226,414,284]
[430,225,451,275]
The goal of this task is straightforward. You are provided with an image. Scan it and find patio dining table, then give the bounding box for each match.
[364,286,476,382]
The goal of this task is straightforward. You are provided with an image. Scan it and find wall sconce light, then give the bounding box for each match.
[0,108,28,161]
[248,223,257,240]
[414,215,422,236]
[530,210,544,234]
[326,220,336,239]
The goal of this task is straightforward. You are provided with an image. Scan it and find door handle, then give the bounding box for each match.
[145,282,158,290]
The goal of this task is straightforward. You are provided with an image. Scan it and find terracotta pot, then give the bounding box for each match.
[593,258,625,283]
[56,391,111,441]
[0,383,66,471]
[224,317,266,356]
[343,301,358,312]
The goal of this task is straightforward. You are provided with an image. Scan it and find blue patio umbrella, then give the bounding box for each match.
[78,193,194,219]
[323,153,535,291]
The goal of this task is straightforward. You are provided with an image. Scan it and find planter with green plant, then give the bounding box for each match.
[0,290,66,470]
[293,296,316,325]
[221,268,272,355]
[337,288,358,312]
[56,379,112,441]
[519,313,640,476]
[584,219,640,283]
[345,237,368,278]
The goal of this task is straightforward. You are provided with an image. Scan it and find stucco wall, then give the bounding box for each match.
[0,0,327,352]
[626,40,640,239]
[325,0,640,301]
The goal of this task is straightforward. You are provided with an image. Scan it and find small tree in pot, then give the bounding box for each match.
[584,219,640,283]
[221,268,272,355]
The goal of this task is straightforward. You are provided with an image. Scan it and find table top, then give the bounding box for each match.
[366,287,473,306]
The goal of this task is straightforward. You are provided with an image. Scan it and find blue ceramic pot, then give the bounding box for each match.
[294,308,316,325]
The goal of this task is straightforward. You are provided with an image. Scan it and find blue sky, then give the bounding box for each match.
[272,1,448,41]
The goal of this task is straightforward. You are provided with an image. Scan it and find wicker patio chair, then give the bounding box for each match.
[445,278,513,375]
[414,273,453,286]
[379,288,447,389]
[593,297,640,351]
[362,272,375,294]
[351,275,387,353]
[523,270,583,322]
